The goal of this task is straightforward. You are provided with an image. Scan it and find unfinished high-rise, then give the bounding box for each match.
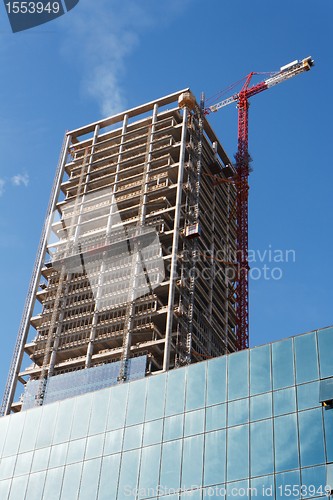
[1,89,238,415]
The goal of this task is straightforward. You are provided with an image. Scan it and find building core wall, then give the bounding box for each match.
[3,89,238,413]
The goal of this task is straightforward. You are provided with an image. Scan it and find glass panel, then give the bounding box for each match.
[2,411,26,457]
[143,419,163,447]
[53,398,75,445]
[14,451,33,476]
[185,362,206,411]
[98,454,120,500]
[207,356,227,406]
[228,399,249,427]
[8,474,28,500]
[160,439,182,491]
[19,407,41,453]
[184,409,205,437]
[226,424,249,482]
[250,475,274,499]
[295,332,319,384]
[228,350,249,401]
[107,383,128,431]
[318,328,333,378]
[117,449,140,499]
[275,470,301,499]
[85,433,105,460]
[250,393,272,422]
[78,458,102,500]
[274,413,299,472]
[0,479,11,499]
[31,447,51,473]
[323,409,333,462]
[298,408,325,467]
[273,387,296,416]
[181,435,204,490]
[297,381,320,411]
[126,379,147,426]
[301,465,326,498]
[250,345,271,396]
[0,455,16,480]
[180,489,202,499]
[49,443,68,469]
[165,368,186,417]
[0,417,9,458]
[104,429,123,456]
[250,420,273,477]
[60,462,82,500]
[138,444,161,499]
[205,404,226,432]
[123,424,143,451]
[226,480,249,500]
[88,389,111,436]
[70,392,93,440]
[36,403,59,449]
[204,430,226,486]
[145,373,166,421]
[66,438,86,464]
[202,485,226,499]
[272,338,295,390]
[163,414,184,442]
[43,466,64,500]
[25,471,46,500]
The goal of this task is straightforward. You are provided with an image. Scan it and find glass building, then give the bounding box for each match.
[0,325,333,499]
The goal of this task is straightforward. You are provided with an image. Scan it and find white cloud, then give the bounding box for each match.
[0,179,5,197]
[11,173,29,187]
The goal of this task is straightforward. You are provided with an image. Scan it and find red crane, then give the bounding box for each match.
[206,56,314,350]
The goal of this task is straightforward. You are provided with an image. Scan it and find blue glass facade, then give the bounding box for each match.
[0,326,333,499]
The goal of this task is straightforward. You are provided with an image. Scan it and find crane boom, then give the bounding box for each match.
[207,56,314,351]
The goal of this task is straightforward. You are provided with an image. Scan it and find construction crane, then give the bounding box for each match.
[206,56,314,351]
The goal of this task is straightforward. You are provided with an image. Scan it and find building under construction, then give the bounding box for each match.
[1,89,238,415]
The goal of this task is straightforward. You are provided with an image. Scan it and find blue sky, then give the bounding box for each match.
[0,0,332,399]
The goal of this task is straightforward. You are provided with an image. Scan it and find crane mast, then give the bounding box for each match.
[207,56,314,350]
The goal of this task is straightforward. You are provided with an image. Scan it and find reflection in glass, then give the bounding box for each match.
[250,475,274,499]
[53,398,75,445]
[2,411,26,457]
[297,381,320,411]
[70,393,93,440]
[145,373,166,421]
[98,454,120,499]
[85,433,105,460]
[250,345,271,396]
[118,449,141,498]
[181,435,204,490]
[226,480,249,500]
[160,439,182,491]
[8,474,28,500]
[295,332,319,384]
[0,417,9,458]
[227,424,249,482]
[250,420,274,477]
[301,465,326,498]
[180,488,202,499]
[165,369,186,416]
[0,479,11,499]
[204,430,226,486]
[298,408,325,467]
[228,399,249,427]
[138,444,161,498]
[272,339,295,390]
[126,379,147,426]
[186,362,206,411]
[184,409,205,437]
[49,442,68,469]
[275,470,300,499]
[104,428,123,455]
[324,409,333,462]
[250,393,272,422]
[78,458,102,500]
[14,450,33,476]
[25,471,46,500]
[31,447,51,473]
[273,387,296,416]
[66,438,86,465]
[205,404,226,432]
[317,327,333,378]
[123,424,143,451]
[163,414,184,442]
[43,466,64,500]
[60,462,82,499]
[143,419,163,446]
[207,356,227,406]
[107,383,128,431]
[228,350,249,401]
[274,414,299,472]
[89,389,111,436]
[19,407,41,453]
[0,455,16,480]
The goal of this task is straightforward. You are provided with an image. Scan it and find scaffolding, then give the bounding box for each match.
[1,89,238,415]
